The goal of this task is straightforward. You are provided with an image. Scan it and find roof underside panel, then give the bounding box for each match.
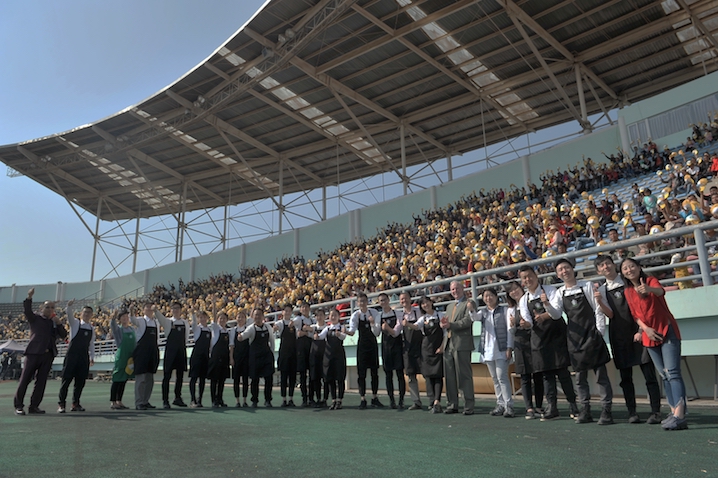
[2,0,717,220]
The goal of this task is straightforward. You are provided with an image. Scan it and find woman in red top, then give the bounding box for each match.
[621,258,687,431]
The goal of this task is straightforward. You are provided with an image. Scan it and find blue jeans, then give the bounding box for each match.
[646,326,686,411]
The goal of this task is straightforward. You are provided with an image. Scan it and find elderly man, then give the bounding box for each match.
[14,288,68,415]
[442,281,476,415]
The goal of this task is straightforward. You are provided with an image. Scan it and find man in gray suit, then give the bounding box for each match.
[442,280,476,415]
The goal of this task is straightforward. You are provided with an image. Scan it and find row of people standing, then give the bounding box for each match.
[493,257,687,430]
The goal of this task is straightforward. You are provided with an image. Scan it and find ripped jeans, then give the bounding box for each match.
[645,325,686,411]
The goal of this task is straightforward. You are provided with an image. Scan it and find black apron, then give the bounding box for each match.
[309,325,326,381]
[356,313,379,370]
[190,328,211,378]
[512,308,533,375]
[402,310,423,375]
[528,295,570,373]
[323,326,346,381]
[133,323,159,374]
[381,311,404,371]
[605,285,651,369]
[249,325,274,379]
[562,287,611,372]
[277,321,297,372]
[62,325,92,379]
[164,322,187,372]
[232,327,250,379]
[420,316,444,379]
[296,317,312,372]
[208,330,230,380]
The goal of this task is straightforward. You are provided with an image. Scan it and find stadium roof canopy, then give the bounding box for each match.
[2,0,718,221]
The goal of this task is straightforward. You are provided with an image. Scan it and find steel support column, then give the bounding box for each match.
[447,152,453,182]
[132,215,140,274]
[575,65,589,132]
[401,123,407,195]
[322,185,327,221]
[90,197,102,282]
[278,160,284,234]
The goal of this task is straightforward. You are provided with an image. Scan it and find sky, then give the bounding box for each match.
[0,0,598,289]
[0,0,268,286]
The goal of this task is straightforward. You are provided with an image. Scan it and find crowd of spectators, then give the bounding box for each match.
[1,118,717,343]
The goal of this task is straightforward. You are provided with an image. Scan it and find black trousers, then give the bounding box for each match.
[59,374,87,406]
[357,364,379,397]
[385,369,406,403]
[619,362,661,413]
[520,372,544,411]
[328,380,345,400]
[233,372,249,399]
[189,377,206,403]
[251,375,273,403]
[110,381,127,402]
[162,368,184,401]
[14,351,54,409]
[543,367,577,409]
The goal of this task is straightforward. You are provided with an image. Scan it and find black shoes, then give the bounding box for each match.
[28,407,45,414]
[359,399,368,410]
[371,397,384,408]
[576,405,594,424]
[173,398,188,407]
[597,407,614,425]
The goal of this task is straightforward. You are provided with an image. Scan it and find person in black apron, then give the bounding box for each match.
[157,302,189,409]
[504,281,544,420]
[58,300,95,413]
[189,307,211,408]
[518,266,578,421]
[411,296,446,413]
[554,258,614,425]
[208,311,231,407]
[238,308,275,407]
[295,301,314,407]
[274,305,297,407]
[347,292,383,409]
[132,303,160,410]
[320,308,347,410]
[378,293,405,409]
[400,291,423,410]
[595,255,661,424]
[309,309,328,408]
[230,310,250,408]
